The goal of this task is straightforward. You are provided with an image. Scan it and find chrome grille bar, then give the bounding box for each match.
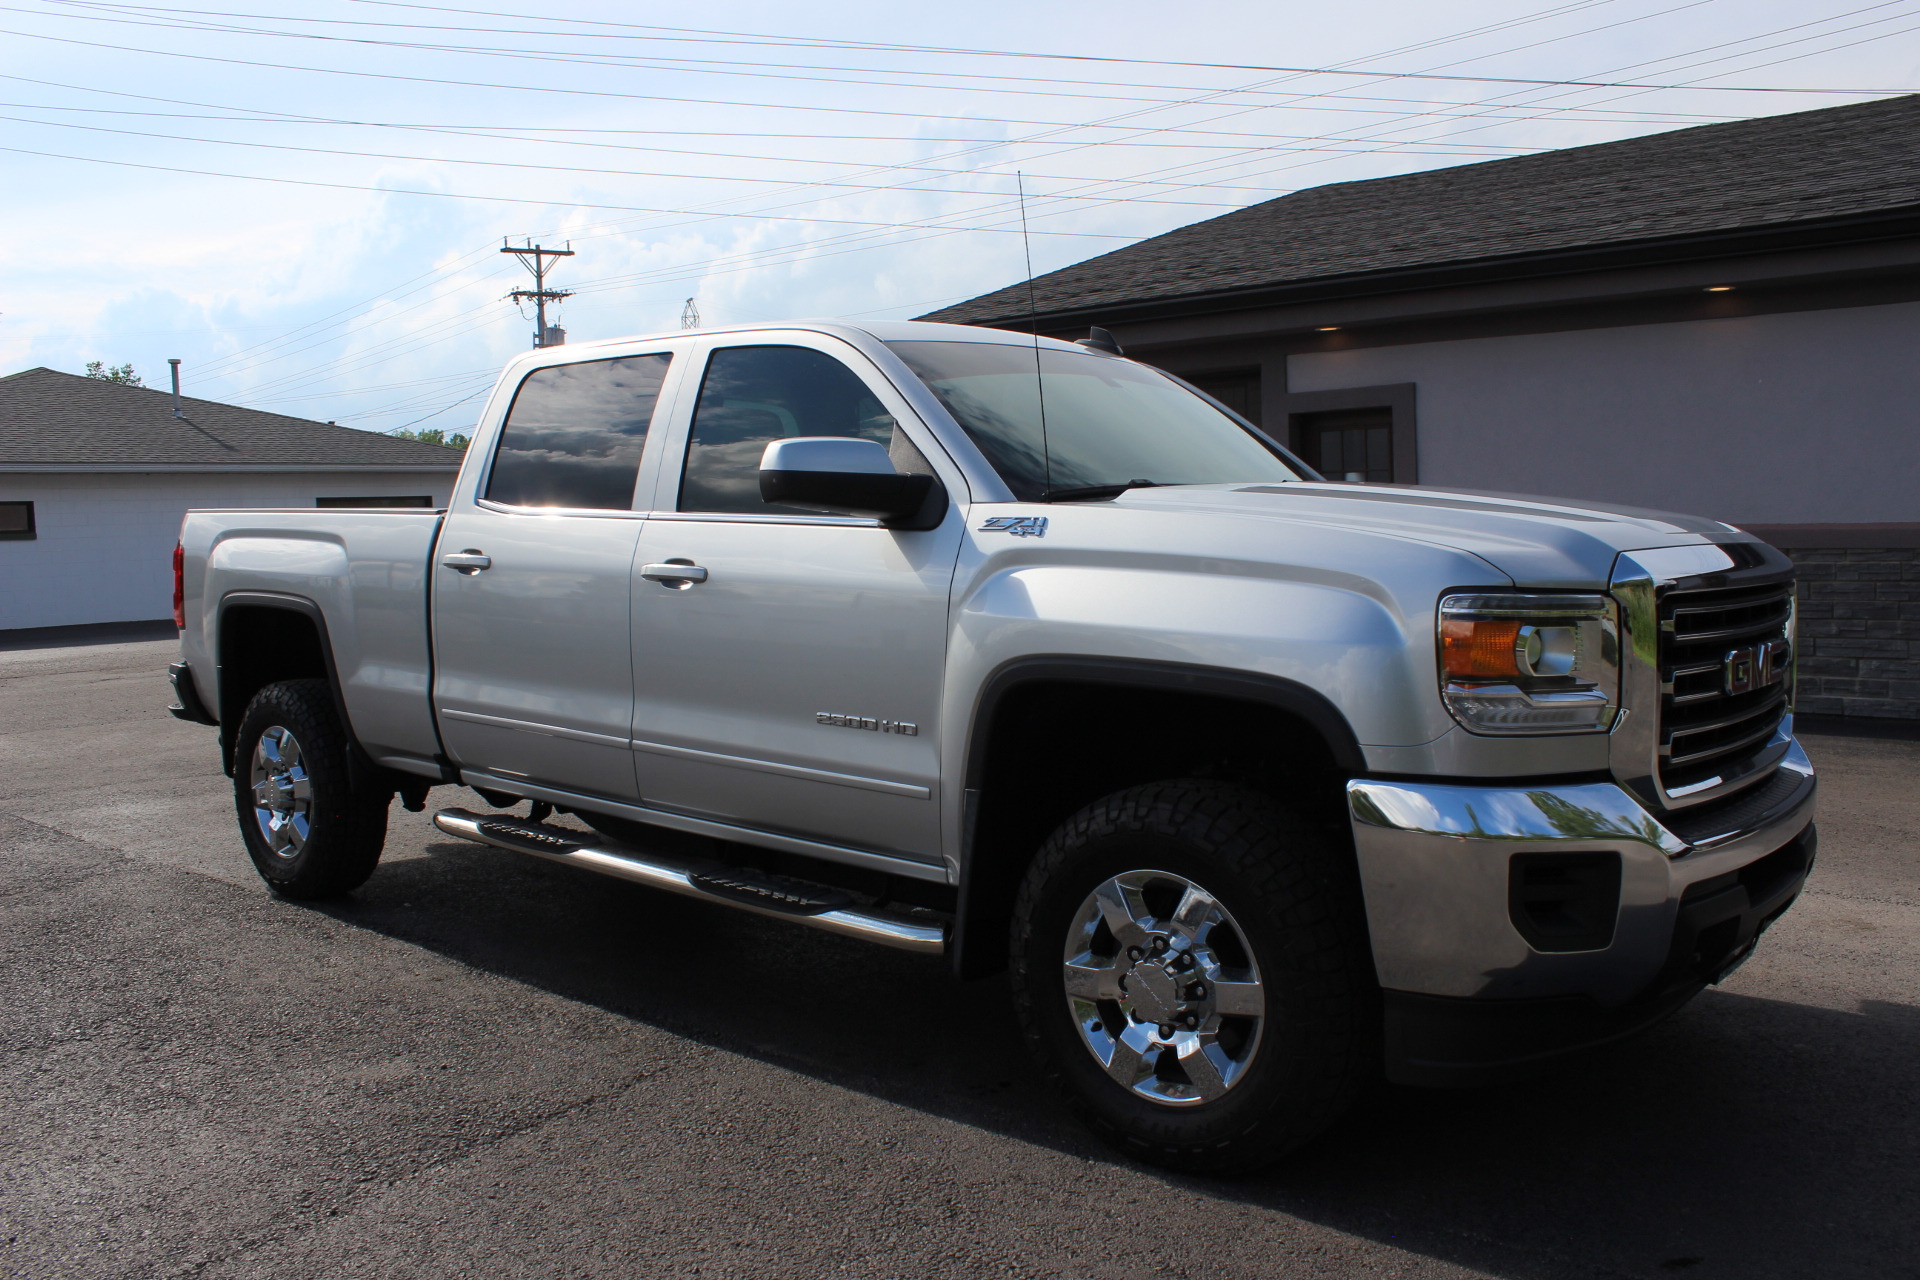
[1657,577,1795,790]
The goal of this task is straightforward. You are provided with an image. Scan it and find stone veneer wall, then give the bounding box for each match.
[1787,547,1920,721]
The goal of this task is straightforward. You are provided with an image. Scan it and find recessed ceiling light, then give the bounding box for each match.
[1317,325,1341,331]
[1705,285,1735,293]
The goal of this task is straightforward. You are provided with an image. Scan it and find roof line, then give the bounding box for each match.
[941,203,1920,329]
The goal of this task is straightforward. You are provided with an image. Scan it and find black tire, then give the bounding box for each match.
[233,678,389,899]
[576,811,653,848]
[1010,780,1375,1174]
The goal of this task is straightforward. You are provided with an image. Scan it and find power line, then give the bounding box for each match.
[0,143,1145,238]
[380,383,491,432]
[102,0,1919,420]
[0,70,1756,141]
[0,113,1274,207]
[65,0,1906,94]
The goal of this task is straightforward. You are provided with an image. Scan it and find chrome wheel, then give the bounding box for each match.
[249,725,313,858]
[1062,869,1265,1106]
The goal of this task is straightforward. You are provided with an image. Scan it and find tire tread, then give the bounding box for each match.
[234,678,387,899]
[1009,779,1373,1173]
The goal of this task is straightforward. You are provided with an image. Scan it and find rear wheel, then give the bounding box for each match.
[1010,780,1374,1173]
[233,679,388,899]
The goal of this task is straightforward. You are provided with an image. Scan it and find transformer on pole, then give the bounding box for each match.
[501,240,575,348]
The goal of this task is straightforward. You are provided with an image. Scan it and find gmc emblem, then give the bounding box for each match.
[1725,638,1789,696]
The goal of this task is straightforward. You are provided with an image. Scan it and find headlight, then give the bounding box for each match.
[1437,592,1621,735]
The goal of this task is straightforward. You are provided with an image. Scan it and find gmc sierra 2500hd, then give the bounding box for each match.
[171,319,1815,1172]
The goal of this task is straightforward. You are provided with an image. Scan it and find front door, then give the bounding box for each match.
[629,338,964,862]
[432,350,677,800]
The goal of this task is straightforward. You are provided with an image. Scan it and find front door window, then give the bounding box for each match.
[679,345,931,515]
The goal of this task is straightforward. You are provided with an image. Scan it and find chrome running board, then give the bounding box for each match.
[431,807,947,956]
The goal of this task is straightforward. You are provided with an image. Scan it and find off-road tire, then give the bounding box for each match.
[233,678,389,899]
[1010,780,1375,1174]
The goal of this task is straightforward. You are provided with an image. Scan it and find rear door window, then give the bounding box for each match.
[485,353,672,510]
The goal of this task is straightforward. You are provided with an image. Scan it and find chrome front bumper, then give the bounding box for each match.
[1348,733,1816,1006]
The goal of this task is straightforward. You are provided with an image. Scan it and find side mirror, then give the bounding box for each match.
[758,437,943,527]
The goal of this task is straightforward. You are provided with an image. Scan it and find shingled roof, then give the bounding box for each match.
[922,94,1920,328]
[0,367,464,469]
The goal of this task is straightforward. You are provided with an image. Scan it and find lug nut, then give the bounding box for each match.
[1190,984,1207,1000]
[1127,947,1142,961]
[1183,1015,1198,1029]
[1158,1024,1176,1039]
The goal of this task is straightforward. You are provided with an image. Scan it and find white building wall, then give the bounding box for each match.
[1287,299,1920,526]
[0,470,453,630]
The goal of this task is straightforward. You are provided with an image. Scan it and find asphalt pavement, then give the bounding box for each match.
[2,636,1916,1280]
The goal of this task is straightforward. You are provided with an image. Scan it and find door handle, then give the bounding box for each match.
[441,550,492,574]
[641,560,708,589]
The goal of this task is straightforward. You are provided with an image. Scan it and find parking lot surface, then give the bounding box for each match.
[2,636,1916,1280]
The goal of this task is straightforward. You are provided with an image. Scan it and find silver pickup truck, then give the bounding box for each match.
[171,319,1815,1172]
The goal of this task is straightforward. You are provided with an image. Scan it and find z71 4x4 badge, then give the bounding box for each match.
[978,515,1048,538]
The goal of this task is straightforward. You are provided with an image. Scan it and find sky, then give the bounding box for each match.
[4,0,1918,438]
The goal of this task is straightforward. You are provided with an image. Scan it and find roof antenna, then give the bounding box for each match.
[1076,326,1123,356]
[1016,172,1051,499]
[168,358,184,419]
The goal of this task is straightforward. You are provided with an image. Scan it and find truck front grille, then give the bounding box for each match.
[1658,577,1795,792]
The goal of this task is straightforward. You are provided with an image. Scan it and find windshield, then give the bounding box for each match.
[886,339,1302,500]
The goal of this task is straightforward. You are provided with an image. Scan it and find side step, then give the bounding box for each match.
[431,808,947,956]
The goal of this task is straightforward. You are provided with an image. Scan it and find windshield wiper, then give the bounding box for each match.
[1039,479,1159,503]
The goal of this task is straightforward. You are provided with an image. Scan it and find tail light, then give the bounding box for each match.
[172,542,185,628]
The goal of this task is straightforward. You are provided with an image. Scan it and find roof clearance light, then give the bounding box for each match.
[1317,325,1340,331]
[1705,285,1735,292]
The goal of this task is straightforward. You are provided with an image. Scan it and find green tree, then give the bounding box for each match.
[389,427,470,450]
[84,361,144,387]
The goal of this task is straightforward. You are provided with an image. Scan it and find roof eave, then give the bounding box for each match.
[942,204,1920,330]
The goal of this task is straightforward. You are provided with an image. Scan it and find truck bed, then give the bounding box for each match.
[178,508,446,775]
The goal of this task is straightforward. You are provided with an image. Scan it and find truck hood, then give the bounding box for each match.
[1109,482,1746,586]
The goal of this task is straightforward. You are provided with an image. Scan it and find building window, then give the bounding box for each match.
[1184,371,1262,426]
[0,500,34,540]
[1292,407,1393,482]
[316,496,435,508]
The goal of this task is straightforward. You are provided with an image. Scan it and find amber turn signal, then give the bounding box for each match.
[1440,617,1522,679]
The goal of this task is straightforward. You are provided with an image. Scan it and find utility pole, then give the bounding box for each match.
[501,239,574,348]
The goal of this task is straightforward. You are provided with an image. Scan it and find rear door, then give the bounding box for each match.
[627,336,966,863]
[432,348,680,800]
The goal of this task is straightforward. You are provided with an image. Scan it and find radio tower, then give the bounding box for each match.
[502,240,574,348]
[681,297,700,329]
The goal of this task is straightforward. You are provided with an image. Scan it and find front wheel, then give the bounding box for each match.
[1010,780,1375,1174]
[233,679,389,899]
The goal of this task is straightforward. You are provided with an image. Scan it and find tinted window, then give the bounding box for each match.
[1293,407,1392,483]
[485,354,671,509]
[0,500,33,540]
[886,341,1299,501]
[680,345,927,515]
